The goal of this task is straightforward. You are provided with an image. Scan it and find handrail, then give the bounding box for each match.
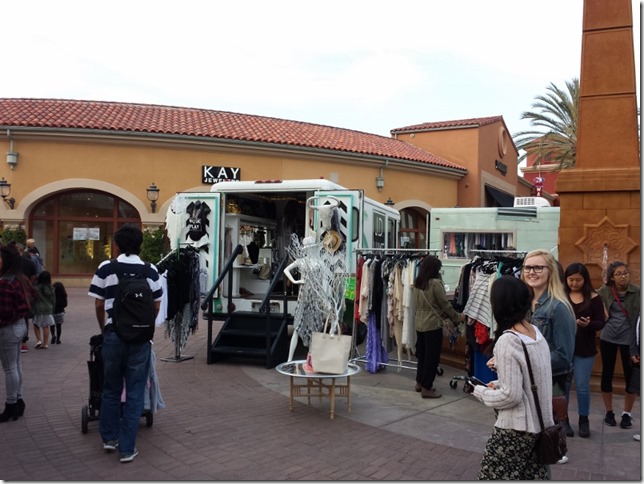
[201,244,244,312]
[203,244,244,365]
[259,256,290,314]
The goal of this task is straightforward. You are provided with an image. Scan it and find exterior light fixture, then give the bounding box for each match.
[6,129,18,170]
[376,176,384,192]
[146,182,160,213]
[385,198,395,206]
[0,178,16,209]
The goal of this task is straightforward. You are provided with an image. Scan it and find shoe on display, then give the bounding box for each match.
[605,411,617,426]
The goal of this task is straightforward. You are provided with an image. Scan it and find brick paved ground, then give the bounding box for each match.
[0,287,640,480]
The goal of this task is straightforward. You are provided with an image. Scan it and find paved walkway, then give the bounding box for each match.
[0,288,640,480]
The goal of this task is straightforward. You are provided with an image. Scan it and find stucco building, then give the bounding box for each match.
[0,98,533,286]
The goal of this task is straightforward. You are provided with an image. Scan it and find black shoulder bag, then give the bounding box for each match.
[517,336,567,465]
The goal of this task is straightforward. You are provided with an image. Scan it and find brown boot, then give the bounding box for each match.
[421,387,442,399]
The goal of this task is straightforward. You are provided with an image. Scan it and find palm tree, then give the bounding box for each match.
[513,78,579,170]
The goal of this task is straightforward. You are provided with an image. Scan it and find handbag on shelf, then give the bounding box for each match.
[309,319,352,374]
[515,337,567,465]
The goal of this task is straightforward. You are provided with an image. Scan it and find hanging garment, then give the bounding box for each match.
[365,311,389,373]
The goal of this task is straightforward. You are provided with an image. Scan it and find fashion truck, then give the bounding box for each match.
[165,179,400,315]
[427,197,560,297]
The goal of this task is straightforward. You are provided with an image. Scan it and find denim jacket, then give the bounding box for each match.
[529,291,575,377]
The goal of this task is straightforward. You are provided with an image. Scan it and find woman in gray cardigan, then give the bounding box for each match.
[473,275,553,480]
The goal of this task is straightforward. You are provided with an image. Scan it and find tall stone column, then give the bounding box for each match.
[557,0,640,288]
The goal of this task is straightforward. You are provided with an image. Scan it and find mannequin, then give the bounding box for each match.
[284,236,328,362]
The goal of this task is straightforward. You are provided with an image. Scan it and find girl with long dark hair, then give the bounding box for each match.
[412,255,463,399]
[563,262,607,438]
[473,275,553,479]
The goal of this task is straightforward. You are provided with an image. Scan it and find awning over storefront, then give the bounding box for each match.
[485,185,514,207]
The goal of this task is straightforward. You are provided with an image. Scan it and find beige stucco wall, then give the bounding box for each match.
[0,133,460,230]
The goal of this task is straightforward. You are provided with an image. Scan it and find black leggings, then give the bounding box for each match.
[415,328,443,390]
[600,339,633,393]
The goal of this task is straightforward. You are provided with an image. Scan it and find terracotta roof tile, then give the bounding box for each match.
[391,115,504,133]
[0,98,466,173]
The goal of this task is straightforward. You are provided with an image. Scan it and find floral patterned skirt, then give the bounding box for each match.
[478,427,549,480]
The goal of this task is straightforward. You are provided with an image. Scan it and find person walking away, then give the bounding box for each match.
[563,262,607,438]
[521,249,575,464]
[473,275,553,480]
[0,244,36,422]
[88,224,163,463]
[11,242,36,352]
[597,261,641,429]
[32,271,55,349]
[412,255,464,399]
[51,281,68,344]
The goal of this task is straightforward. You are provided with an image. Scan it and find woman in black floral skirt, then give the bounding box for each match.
[471,276,554,480]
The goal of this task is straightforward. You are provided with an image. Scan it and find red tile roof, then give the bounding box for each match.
[0,98,466,173]
[391,115,504,133]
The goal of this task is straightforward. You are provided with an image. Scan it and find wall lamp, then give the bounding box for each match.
[147,182,160,213]
[0,178,15,209]
[385,198,395,206]
[376,159,389,192]
[6,129,18,170]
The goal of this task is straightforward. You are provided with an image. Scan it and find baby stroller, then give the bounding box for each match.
[81,333,154,433]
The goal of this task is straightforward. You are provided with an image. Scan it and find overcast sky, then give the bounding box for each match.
[2,0,640,144]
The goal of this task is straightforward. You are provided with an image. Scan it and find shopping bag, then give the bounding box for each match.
[309,322,351,374]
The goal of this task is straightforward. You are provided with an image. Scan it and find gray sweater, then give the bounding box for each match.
[473,327,554,434]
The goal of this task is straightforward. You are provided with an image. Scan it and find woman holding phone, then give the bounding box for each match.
[564,262,607,438]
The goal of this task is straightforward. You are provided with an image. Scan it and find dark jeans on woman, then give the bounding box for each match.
[600,340,634,393]
[415,328,443,390]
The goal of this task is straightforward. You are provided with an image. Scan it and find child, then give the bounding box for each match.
[32,271,56,349]
[50,281,68,344]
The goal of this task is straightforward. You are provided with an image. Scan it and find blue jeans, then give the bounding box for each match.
[573,354,596,417]
[99,327,151,455]
[0,319,27,404]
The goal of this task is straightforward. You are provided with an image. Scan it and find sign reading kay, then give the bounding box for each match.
[202,166,241,184]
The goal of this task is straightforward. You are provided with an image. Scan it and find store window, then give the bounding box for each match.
[398,208,427,249]
[30,191,140,276]
[441,231,515,259]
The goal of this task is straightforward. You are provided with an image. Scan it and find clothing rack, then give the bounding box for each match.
[350,248,441,373]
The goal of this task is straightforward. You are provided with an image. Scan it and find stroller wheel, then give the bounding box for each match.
[81,405,89,434]
[145,411,153,428]
[449,380,457,390]
[436,366,444,376]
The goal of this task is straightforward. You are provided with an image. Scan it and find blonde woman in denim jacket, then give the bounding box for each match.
[521,249,575,463]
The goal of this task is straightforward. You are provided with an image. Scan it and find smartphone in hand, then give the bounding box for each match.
[468,375,487,387]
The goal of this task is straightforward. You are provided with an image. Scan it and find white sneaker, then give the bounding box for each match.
[634,434,640,441]
[557,455,569,464]
[120,449,139,463]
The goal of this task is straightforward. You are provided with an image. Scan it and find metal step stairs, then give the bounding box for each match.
[208,311,291,368]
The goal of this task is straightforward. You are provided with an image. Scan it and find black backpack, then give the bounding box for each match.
[109,259,155,344]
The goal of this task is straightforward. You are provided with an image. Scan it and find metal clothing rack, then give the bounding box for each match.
[350,247,442,373]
